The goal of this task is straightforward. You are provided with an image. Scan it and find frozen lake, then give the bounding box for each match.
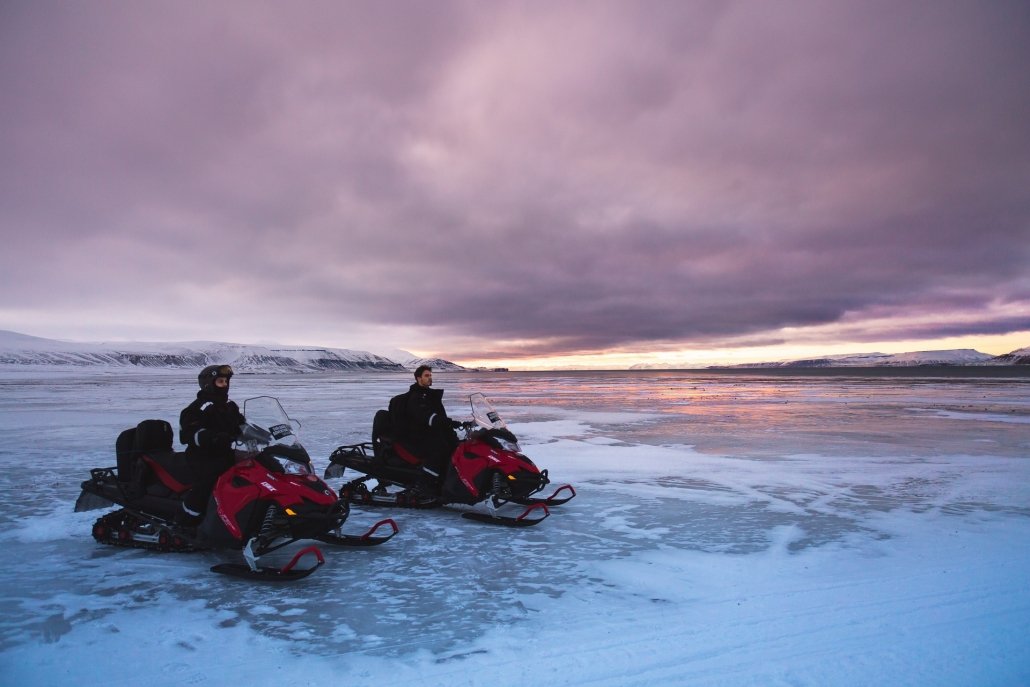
[0,368,1028,686]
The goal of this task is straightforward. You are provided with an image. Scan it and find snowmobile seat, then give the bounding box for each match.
[139,451,193,495]
[388,441,424,466]
[114,420,193,497]
[137,420,192,493]
[371,408,423,467]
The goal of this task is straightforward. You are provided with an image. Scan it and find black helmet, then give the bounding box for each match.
[198,364,233,389]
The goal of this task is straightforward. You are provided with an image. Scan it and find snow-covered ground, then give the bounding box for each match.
[0,370,1028,686]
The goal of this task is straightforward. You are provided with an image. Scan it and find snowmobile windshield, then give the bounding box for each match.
[239,396,312,473]
[469,393,522,452]
[470,393,506,430]
[242,396,299,442]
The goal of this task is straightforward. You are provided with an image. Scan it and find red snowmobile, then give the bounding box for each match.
[325,393,575,526]
[75,396,397,581]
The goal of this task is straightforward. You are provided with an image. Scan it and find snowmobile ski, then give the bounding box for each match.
[313,518,399,546]
[338,476,550,526]
[511,484,577,507]
[460,502,550,527]
[211,545,325,582]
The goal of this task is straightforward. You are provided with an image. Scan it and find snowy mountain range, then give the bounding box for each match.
[0,330,467,373]
[715,348,1029,369]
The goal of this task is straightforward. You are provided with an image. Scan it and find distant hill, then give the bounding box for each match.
[373,347,468,372]
[983,346,1030,366]
[629,347,1028,370]
[718,348,1024,369]
[0,330,466,373]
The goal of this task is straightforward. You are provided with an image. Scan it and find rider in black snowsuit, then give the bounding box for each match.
[177,364,244,525]
[394,365,459,479]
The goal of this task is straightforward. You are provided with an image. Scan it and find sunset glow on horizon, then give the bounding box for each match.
[450,331,1030,371]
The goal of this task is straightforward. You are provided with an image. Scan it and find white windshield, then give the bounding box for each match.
[242,396,298,445]
[470,393,506,430]
[238,396,310,471]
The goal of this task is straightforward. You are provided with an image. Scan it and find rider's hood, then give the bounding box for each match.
[409,383,443,401]
[197,385,230,404]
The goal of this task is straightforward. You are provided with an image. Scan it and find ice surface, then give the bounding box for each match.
[0,370,1027,686]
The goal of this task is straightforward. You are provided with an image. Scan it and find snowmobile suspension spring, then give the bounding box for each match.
[260,505,279,535]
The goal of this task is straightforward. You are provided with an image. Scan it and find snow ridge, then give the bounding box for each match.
[0,330,437,373]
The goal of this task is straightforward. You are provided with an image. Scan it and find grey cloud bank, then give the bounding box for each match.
[1,1,1028,361]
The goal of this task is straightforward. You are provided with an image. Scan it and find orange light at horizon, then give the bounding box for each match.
[451,332,1029,371]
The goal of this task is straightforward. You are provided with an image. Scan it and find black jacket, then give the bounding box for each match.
[179,387,245,461]
[395,383,453,438]
[390,383,458,470]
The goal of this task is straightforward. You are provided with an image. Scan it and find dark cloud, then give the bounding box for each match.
[1,1,1028,359]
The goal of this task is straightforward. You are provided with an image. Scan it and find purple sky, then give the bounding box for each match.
[2,1,1028,366]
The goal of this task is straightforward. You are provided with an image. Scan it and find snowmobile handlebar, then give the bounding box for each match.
[237,421,272,445]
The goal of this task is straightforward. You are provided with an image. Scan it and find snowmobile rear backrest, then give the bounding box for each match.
[115,427,138,481]
[387,393,408,435]
[371,408,393,445]
[114,419,173,487]
[134,419,174,454]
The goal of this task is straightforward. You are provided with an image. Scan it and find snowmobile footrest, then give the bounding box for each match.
[210,546,325,581]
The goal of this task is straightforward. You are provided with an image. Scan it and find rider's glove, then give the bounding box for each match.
[211,432,234,448]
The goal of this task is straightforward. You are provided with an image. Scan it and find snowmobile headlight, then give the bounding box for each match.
[282,460,313,476]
